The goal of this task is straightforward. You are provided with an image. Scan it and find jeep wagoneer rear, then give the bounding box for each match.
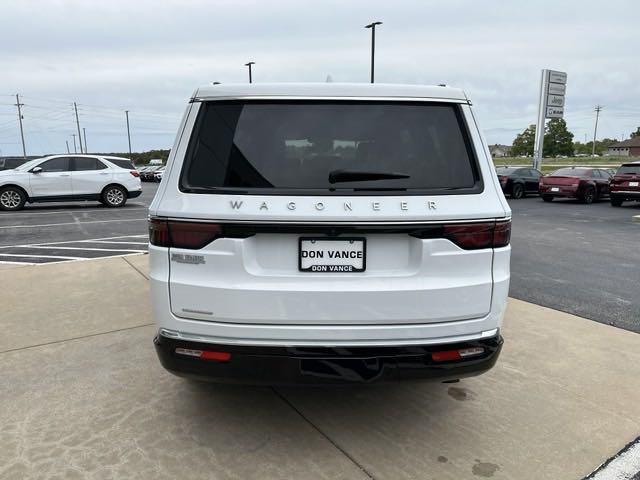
[149,83,511,384]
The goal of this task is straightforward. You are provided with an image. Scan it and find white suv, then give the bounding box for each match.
[149,83,511,385]
[0,154,142,211]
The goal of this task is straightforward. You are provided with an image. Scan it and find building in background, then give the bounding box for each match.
[607,137,640,157]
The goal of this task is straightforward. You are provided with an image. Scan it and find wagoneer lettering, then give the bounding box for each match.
[149,83,511,385]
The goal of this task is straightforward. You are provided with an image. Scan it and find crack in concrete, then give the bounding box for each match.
[271,387,376,480]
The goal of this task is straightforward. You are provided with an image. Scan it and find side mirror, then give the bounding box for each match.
[30,167,42,174]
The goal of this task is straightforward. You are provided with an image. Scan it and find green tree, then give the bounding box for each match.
[631,127,640,138]
[543,118,574,157]
[511,124,536,156]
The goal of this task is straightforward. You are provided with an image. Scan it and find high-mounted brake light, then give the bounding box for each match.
[149,218,223,249]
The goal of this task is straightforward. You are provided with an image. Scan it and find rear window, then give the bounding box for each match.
[551,168,591,176]
[108,158,135,169]
[496,168,517,174]
[617,165,640,175]
[181,101,482,195]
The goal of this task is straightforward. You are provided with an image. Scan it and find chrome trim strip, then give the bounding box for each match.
[158,327,499,347]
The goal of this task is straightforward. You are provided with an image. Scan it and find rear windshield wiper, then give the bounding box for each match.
[328,169,410,184]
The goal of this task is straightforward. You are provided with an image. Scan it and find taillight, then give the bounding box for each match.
[442,220,511,250]
[130,170,140,177]
[149,218,223,249]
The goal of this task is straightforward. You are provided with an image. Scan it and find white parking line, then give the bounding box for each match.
[82,240,148,245]
[0,218,145,229]
[0,206,146,217]
[22,246,146,253]
[0,234,147,249]
[0,253,84,260]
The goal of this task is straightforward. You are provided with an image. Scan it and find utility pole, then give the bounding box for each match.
[83,127,88,153]
[245,62,255,83]
[66,140,70,154]
[14,94,27,159]
[71,134,77,153]
[592,105,602,156]
[74,102,83,154]
[125,110,132,158]
[365,21,382,83]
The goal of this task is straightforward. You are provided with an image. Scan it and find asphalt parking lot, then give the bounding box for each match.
[509,196,640,333]
[1,183,638,332]
[0,186,154,263]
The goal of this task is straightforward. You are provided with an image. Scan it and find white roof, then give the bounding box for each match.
[193,83,468,103]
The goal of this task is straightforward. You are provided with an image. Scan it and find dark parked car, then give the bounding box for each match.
[610,162,640,207]
[539,167,612,204]
[496,167,542,199]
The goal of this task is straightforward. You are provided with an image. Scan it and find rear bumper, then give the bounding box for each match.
[539,187,579,198]
[611,191,640,200]
[128,190,142,199]
[154,331,503,385]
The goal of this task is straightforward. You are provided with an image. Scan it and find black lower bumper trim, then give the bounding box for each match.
[128,190,142,199]
[154,334,503,385]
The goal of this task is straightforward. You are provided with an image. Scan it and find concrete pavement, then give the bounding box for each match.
[1,255,639,479]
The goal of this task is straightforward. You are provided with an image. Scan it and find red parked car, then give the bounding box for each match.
[539,167,611,204]
[609,162,640,207]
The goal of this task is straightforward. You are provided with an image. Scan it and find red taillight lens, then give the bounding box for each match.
[130,170,140,177]
[149,218,170,247]
[493,221,511,248]
[169,221,223,249]
[148,218,223,249]
[442,220,511,250]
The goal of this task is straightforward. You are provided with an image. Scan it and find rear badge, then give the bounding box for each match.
[171,253,205,265]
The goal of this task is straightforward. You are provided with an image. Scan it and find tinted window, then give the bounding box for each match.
[39,157,70,172]
[551,168,591,177]
[181,101,481,195]
[617,165,640,175]
[529,169,541,178]
[496,168,517,175]
[108,158,135,169]
[73,157,107,171]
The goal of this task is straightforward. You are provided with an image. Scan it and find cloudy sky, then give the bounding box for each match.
[1,0,638,156]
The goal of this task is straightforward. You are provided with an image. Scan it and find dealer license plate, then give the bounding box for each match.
[629,182,639,187]
[299,238,366,273]
[551,187,560,192]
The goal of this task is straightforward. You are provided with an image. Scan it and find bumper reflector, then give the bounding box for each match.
[175,348,231,362]
[432,347,484,362]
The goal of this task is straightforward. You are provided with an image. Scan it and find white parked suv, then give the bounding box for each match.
[0,154,142,211]
[149,83,511,384]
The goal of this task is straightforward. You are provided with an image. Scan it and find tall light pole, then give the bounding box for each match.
[365,21,382,83]
[71,134,77,153]
[83,127,88,154]
[245,62,255,83]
